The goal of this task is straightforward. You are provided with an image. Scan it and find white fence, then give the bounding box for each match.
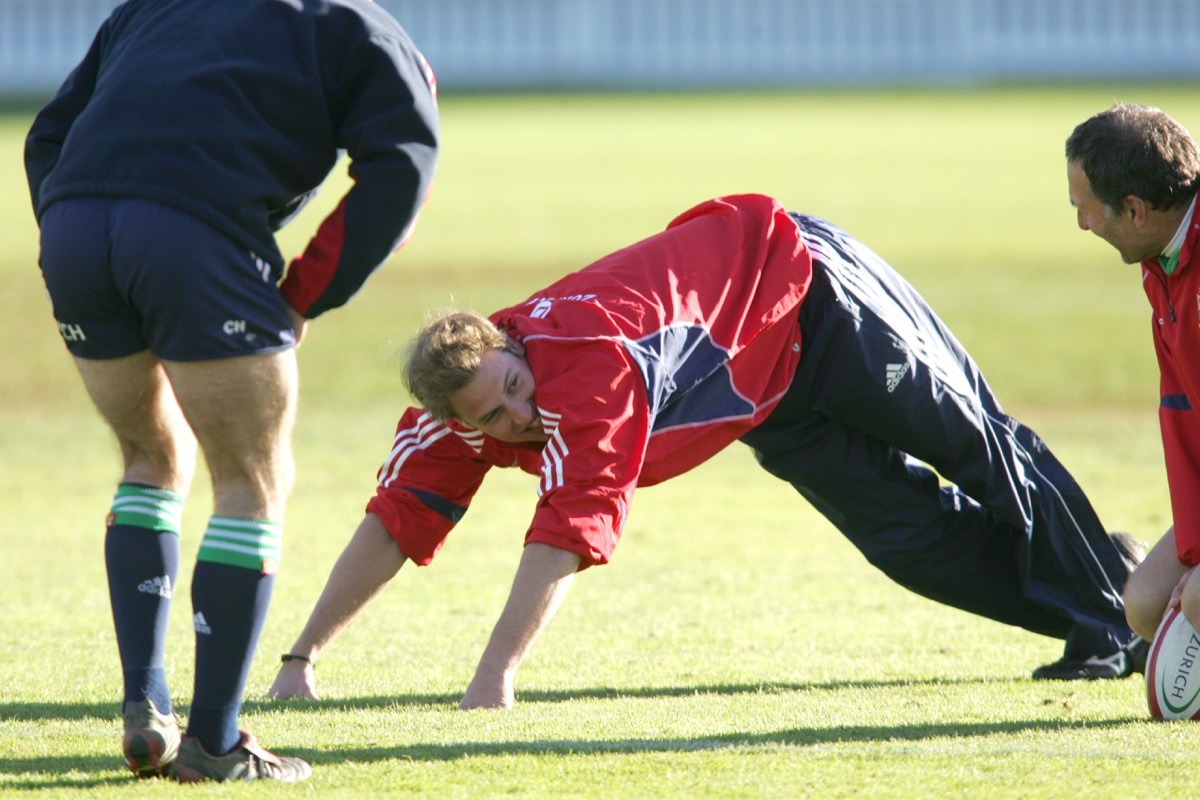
[5,0,1200,96]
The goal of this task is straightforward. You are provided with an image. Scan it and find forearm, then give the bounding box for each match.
[280,160,431,318]
[463,543,581,709]
[287,513,406,659]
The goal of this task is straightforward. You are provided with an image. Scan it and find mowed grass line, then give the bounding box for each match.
[2,85,1199,797]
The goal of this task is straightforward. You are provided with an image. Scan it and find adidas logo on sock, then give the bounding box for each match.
[193,612,212,635]
[885,362,910,393]
[137,575,173,598]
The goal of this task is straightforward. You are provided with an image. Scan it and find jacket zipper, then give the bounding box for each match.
[1149,267,1177,323]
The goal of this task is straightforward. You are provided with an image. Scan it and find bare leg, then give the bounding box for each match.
[162,352,298,520]
[1125,526,1188,640]
[73,351,197,492]
[73,350,197,775]
[80,347,303,759]
[158,350,299,757]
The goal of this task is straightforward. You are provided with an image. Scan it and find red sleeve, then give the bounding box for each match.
[278,188,426,318]
[520,342,650,569]
[279,32,438,318]
[279,195,348,316]
[366,408,494,565]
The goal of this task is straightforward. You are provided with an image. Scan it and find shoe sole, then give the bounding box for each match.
[124,730,175,778]
[1110,531,1147,572]
[170,731,312,783]
[169,763,312,783]
[170,763,207,783]
[170,759,312,783]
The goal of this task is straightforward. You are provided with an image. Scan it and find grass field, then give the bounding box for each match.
[2,85,1199,798]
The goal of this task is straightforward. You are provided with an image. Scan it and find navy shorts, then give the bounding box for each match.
[38,197,296,361]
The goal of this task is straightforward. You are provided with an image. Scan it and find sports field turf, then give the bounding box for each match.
[1,85,1199,797]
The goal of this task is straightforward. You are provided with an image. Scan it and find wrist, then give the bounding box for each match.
[281,652,316,668]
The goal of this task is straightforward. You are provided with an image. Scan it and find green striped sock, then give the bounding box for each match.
[108,484,183,534]
[196,517,283,573]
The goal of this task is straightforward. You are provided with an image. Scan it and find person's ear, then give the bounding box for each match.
[503,336,526,357]
[1124,195,1148,225]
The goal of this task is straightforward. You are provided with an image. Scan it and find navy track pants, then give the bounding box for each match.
[739,214,1133,659]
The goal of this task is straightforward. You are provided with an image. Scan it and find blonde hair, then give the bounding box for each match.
[402,309,509,421]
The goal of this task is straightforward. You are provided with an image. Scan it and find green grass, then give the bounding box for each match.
[2,85,1199,797]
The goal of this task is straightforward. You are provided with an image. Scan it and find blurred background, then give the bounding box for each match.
[3,0,1197,553]
[5,0,1200,97]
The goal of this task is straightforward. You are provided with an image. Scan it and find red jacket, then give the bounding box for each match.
[1143,198,1200,565]
[367,195,811,567]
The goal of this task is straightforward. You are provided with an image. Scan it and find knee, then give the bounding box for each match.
[275,445,297,503]
[208,445,295,520]
[251,445,296,519]
[119,427,198,495]
[1124,566,1170,641]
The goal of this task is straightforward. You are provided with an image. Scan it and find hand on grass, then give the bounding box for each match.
[460,668,514,710]
[267,660,320,701]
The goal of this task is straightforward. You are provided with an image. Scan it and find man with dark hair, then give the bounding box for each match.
[1066,103,1200,645]
[268,194,1145,710]
[26,0,439,782]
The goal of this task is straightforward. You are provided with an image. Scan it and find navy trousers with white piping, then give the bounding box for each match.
[740,214,1133,659]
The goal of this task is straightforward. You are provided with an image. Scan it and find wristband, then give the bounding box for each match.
[281,653,315,667]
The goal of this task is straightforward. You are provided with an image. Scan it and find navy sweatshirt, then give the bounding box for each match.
[25,0,439,318]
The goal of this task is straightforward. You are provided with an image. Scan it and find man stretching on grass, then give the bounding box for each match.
[270,194,1145,709]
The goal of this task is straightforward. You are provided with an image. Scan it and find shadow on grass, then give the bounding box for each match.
[0,674,1015,722]
[246,674,1034,712]
[0,715,1147,788]
[0,676,1147,788]
[304,715,1142,765]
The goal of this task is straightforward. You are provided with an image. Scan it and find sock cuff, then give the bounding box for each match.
[197,517,283,573]
[108,484,184,533]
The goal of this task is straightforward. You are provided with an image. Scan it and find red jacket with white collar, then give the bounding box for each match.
[1142,196,1200,564]
[367,195,811,568]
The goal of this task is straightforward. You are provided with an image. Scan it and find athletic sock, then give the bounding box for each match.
[186,516,282,755]
[104,484,183,715]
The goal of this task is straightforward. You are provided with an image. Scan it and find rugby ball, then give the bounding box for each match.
[1147,607,1200,720]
